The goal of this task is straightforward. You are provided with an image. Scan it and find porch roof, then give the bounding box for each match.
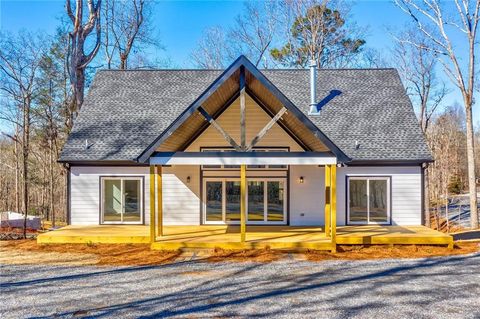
[149,151,337,165]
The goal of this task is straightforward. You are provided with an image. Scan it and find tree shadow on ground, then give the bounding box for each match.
[7,252,478,319]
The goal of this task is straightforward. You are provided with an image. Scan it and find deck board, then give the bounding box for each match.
[37,224,453,250]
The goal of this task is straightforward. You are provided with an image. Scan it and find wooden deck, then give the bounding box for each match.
[337,225,453,247]
[151,226,333,251]
[37,225,453,250]
[37,225,151,244]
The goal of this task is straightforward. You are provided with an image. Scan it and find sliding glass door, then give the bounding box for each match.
[348,177,390,224]
[101,177,143,224]
[204,178,287,224]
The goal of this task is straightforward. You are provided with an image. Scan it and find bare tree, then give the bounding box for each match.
[393,29,448,133]
[191,27,234,69]
[395,0,479,228]
[103,0,157,69]
[393,29,448,228]
[65,0,102,129]
[271,0,365,68]
[191,1,279,68]
[0,32,47,237]
[229,1,279,68]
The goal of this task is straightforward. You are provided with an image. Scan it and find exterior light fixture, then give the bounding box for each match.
[187,176,191,183]
[299,176,304,184]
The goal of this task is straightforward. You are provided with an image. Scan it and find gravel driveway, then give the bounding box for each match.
[1,253,479,319]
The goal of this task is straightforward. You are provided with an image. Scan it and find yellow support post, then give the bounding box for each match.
[149,165,156,243]
[324,165,331,237]
[240,164,246,242]
[330,164,337,253]
[157,165,163,237]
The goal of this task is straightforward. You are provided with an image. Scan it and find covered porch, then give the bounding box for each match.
[148,151,340,252]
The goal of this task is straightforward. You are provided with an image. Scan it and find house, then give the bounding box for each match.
[44,55,453,251]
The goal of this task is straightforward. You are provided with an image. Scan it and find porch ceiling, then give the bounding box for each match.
[155,61,333,154]
[149,151,337,165]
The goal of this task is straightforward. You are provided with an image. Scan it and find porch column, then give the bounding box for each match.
[330,165,337,252]
[157,165,163,237]
[324,165,331,237]
[240,164,246,242]
[149,165,156,243]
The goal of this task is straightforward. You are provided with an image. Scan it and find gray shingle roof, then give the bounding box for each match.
[59,68,432,163]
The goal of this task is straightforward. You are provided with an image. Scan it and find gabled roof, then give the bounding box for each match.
[59,57,433,164]
[138,56,348,162]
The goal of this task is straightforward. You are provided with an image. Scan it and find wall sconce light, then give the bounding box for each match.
[299,176,304,184]
[187,176,191,183]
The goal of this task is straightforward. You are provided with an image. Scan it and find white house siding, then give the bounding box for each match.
[70,166,151,225]
[162,165,200,225]
[289,165,326,226]
[70,165,422,226]
[70,166,201,226]
[336,166,422,226]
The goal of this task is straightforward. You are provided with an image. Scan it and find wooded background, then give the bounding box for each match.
[0,0,479,233]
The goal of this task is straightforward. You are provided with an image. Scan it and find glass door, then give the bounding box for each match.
[267,181,285,222]
[101,177,142,224]
[205,181,223,223]
[348,177,390,224]
[203,178,287,225]
[247,181,265,222]
[225,181,241,222]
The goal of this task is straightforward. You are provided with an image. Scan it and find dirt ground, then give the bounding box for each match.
[1,240,478,266]
[0,240,181,266]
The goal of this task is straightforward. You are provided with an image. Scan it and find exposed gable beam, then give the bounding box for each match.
[247,89,311,151]
[246,107,288,151]
[136,56,246,163]
[198,107,242,151]
[243,58,350,163]
[239,66,246,151]
[179,91,240,151]
[137,55,350,163]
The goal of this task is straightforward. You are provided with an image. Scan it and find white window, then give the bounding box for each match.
[347,176,391,225]
[203,177,287,225]
[101,177,143,224]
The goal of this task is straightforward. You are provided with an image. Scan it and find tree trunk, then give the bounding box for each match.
[464,97,478,228]
[49,138,55,228]
[74,67,85,117]
[14,133,19,213]
[120,55,127,70]
[22,100,30,239]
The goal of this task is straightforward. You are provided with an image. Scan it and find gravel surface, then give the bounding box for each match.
[1,253,479,319]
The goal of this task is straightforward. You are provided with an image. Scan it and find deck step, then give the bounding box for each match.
[151,241,335,251]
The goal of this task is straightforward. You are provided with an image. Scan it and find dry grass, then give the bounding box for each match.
[1,240,478,266]
[205,246,283,263]
[0,240,181,266]
[0,227,38,234]
[304,243,480,261]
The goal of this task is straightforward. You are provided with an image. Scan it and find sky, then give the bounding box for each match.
[0,0,478,120]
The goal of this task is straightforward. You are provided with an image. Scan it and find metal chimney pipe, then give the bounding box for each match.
[309,59,317,114]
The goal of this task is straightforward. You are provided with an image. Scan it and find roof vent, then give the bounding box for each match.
[309,59,318,114]
[355,141,360,150]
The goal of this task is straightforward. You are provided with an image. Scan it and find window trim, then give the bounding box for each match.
[346,176,392,225]
[202,177,288,225]
[99,176,145,225]
[200,146,289,170]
